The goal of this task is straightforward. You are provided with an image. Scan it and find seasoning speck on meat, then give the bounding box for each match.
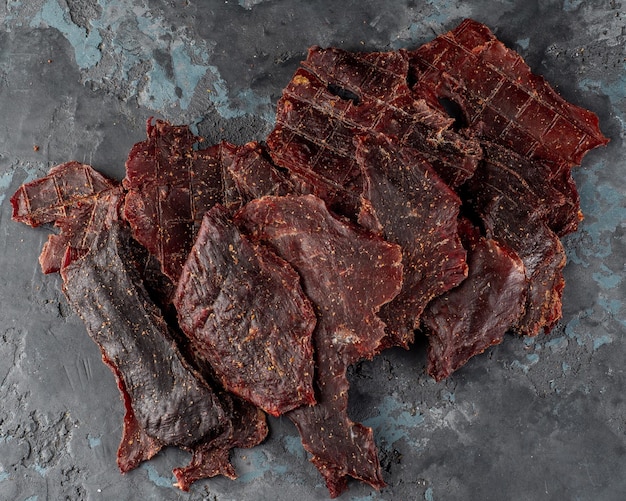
[174,204,317,417]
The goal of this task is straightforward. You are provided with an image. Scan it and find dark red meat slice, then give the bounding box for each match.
[421,219,527,381]
[227,141,297,203]
[61,221,267,488]
[10,161,121,273]
[409,18,609,235]
[463,144,567,336]
[123,119,240,281]
[174,204,317,416]
[355,133,467,349]
[266,46,481,221]
[235,194,402,498]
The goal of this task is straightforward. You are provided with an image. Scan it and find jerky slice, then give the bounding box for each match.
[10,161,121,273]
[422,219,527,381]
[464,144,567,336]
[267,47,481,221]
[61,222,265,486]
[174,204,317,417]
[236,194,403,498]
[355,133,467,349]
[409,18,609,235]
[123,119,240,281]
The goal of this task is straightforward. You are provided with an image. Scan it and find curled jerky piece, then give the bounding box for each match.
[174,204,317,417]
[355,133,467,350]
[422,219,527,381]
[10,161,121,273]
[61,221,267,488]
[123,119,240,281]
[409,18,609,235]
[236,194,403,498]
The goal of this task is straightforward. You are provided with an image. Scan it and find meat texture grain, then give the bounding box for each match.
[123,119,240,281]
[174,204,317,417]
[236,194,403,498]
[61,222,267,489]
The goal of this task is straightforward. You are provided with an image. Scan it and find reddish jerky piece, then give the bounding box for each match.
[355,133,467,349]
[266,47,481,221]
[236,194,403,498]
[61,222,266,488]
[123,119,240,281]
[465,145,567,336]
[10,161,121,273]
[174,204,317,417]
[409,18,609,235]
[422,219,527,381]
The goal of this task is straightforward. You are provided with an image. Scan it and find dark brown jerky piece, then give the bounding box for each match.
[227,141,297,204]
[422,219,527,381]
[355,133,467,349]
[123,119,240,281]
[464,145,567,336]
[235,194,403,498]
[61,222,267,486]
[174,204,317,417]
[10,161,121,273]
[266,47,481,221]
[409,18,609,235]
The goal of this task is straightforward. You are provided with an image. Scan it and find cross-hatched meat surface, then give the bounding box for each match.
[123,119,240,281]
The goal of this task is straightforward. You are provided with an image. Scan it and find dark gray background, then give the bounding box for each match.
[0,1,624,500]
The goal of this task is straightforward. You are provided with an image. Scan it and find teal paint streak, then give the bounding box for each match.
[87,434,101,448]
[363,395,424,445]
[140,464,174,488]
[237,449,288,483]
[425,486,435,501]
[0,470,9,482]
[30,0,102,69]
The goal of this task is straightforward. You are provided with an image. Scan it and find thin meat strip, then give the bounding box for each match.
[61,221,268,488]
[123,119,240,281]
[174,204,317,417]
[10,161,121,273]
[235,194,403,498]
[421,219,527,381]
[409,18,609,236]
[355,133,467,350]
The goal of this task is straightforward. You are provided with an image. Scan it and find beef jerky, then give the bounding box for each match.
[266,46,481,221]
[463,144,567,336]
[355,133,467,349]
[235,194,403,498]
[227,141,297,203]
[422,219,527,381]
[174,204,317,416]
[123,119,240,281]
[10,161,121,273]
[409,18,609,235]
[61,221,267,487]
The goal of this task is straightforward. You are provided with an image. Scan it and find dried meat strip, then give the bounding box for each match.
[266,46,481,221]
[355,133,467,349]
[227,141,297,204]
[235,194,403,498]
[10,161,121,273]
[409,18,609,235]
[463,144,567,336]
[61,221,267,488]
[174,204,317,417]
[123,119,240,281]
[421,219,527,381]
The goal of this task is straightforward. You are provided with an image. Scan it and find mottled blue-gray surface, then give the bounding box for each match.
[0,1,624,500]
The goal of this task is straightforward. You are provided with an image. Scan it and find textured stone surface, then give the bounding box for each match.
[0,1,624,500]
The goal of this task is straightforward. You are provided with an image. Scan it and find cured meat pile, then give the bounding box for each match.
[11,19,607,498]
